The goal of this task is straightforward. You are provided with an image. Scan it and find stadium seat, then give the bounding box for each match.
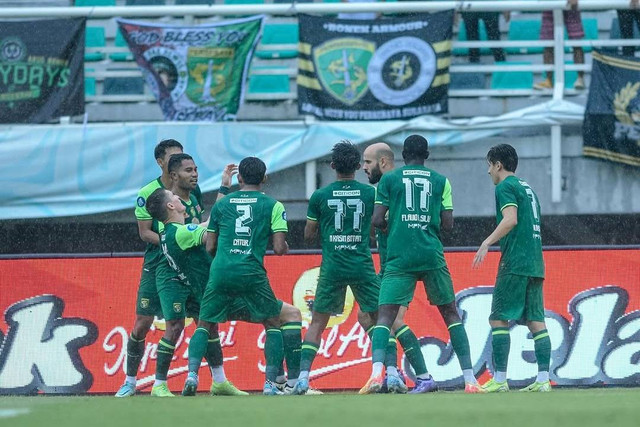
[450,72,486,90]
[454,19,491,56]
[75,0,116,5]
[109,29,134,62]
[126,0,166,4]
[506,20,542,54]
[85,27,106,62]
[85,68,96,97]
[248,68,290,95]
[490,61,533,89]
[103,76,145,95]
[255,24,299,59]
[541,61,577,89]
[580,18,598,53]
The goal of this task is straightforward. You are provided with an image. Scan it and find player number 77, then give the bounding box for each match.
[328,198,364,232]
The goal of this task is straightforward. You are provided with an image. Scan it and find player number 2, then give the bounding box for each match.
[235,205,253,236]
[402,177,431,212]
[524,188,540,222]
[328,198,364,232]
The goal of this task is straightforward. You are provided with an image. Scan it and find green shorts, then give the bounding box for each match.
[314,272,380,314]
[199,272,283,324]
[136,262,162,317]
[157,279,201,321]
[379,266,455,307]
[489,274,545,323]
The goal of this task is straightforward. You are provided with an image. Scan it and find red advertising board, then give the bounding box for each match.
[1,249,639,394]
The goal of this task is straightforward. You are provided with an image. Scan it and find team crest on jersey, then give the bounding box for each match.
[187,224,198,231]
[173,303,182,313]
[137,197,146,207]
[282,211,287,221]
[140,298,149,309]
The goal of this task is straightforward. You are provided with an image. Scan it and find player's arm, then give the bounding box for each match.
[440,178,454,232]
[137,219,159,245]
[304,219,319,244]
[216,163,238,202]
[372,204,388,230]
[304,191,321,245]
[472,206,517,268]
[206,230,218,257]
[272,232,289,255]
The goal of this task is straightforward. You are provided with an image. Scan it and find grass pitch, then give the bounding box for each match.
[1,389,639,427]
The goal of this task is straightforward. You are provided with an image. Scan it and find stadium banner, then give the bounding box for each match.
[297,11,453,120]
[0,100,584,219]
[0,18,85,123]
[116,16,263,121]
[583,51,640,167]
[1,249,639,394]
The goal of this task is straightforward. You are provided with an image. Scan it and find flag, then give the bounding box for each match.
[583,51,640,166]
[0,18,85,123]
[117,16,263,122]
[297,11,453,121]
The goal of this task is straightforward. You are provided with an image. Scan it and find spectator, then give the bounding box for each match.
[338,0,379,20]
[617,0,640,56]
[534,0,585,90]
[460,7,508,63]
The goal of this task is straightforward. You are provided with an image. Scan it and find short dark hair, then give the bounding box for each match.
[487,144,518,172]
[331,140,360,174]
[402,134,429,161]
[168,153,193,174]
[154,139,183,160]
[146,188,171,222]
[239,157,266,185]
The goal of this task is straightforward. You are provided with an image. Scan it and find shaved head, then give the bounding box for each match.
[363,142,395,184]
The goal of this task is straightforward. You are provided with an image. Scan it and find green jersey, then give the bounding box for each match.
[160,222,212,290]
[376,165,453,272]
[207,191,287,276]
[307,180,376,280]
[495,175,545,278]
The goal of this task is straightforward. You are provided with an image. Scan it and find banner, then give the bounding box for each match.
[0,18,85,123]
[583,51,640,166]
[117,16,263,121]
[297,11,453,120]
[1,249,639,394]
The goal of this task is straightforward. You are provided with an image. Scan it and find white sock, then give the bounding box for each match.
[299,370,309,380]
[153,379,166,387]
[276,375,287,384]
[286,379,297,387]
[386,366,398,377]
[416,373,432,380]
[372,362,384,377]
[212,366,227,384]
[494,371,507,383]
[536,371,549,383]
[462,369,477,384]
[125,376,136,386]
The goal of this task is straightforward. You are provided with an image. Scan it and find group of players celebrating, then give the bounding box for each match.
[115,134,551,397]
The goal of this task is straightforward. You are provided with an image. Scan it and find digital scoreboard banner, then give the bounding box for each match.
[1,250,639,394]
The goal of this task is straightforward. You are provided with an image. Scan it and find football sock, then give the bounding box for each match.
[155,337,176,382]
[448,322,472,370]
[125,375,136,386]
[153,379,166,387]
[188,327,210,373]
[204,335,224,373]
[385,337,399,369]
[387,366,399,377]
[533,329,551,375]
[491,327,510,379]
[371,325,391,364]
[281,322,302,380]
[125,333,145,377]
[463,369,476,384]
[494,371,507,383]
[372,362,384,377]
[299,341,320,378]
[265,329,284,382]
[211,366,226,384]
[395,324,428,376]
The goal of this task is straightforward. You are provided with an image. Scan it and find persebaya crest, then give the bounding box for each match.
[186,47,234,105]
[313,38,376,105]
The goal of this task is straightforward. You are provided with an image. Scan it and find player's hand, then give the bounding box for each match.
[472,242,489,268]
[221,163,238,187]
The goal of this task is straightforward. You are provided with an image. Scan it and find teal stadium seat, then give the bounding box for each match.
[255,24,299,59]
[85,68,96,97]
[541,61,577,89]
[490,61,533,89]
[109,29,134,62]
[450,72,486,90]
[454,20,491,56]
[126,0,166,4]
[85,27,106,62]
[248,68,290,95]
[103,75,145,95]
[75,0,116,6]
[507,20,542,54]
[175,0,213,4]
[580,18,598,53]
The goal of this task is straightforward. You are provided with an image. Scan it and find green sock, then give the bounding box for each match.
[533,329,551,372]
[448,322,472,370]
[188,327,210,373]
[385,337,398,368]
[126,333,145,377]
[155,337,176,382]
[281,322,302,380]
[204,335,223,370]
[300,341,319,373]
[371,325,391,364]
[395,324,428,376]
[491,327,511,373]
[265,328,284,382]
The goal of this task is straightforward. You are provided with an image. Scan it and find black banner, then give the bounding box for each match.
[297,11,453,121]
[583,51,640,166]
[0,18,85,123]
